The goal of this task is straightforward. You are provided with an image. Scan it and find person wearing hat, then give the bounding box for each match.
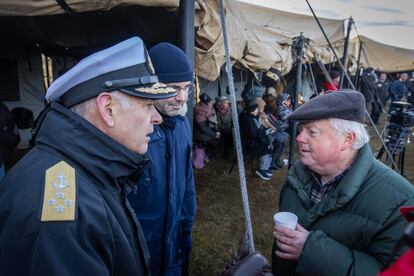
[0,37,177,275]
[271,90,414,275]
[128,42,196,276]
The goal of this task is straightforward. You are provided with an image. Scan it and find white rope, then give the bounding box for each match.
[219,0,255,253]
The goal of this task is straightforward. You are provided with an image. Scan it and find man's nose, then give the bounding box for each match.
[296,131,306,143]
[150,106,163,125]
[175,91,187,102]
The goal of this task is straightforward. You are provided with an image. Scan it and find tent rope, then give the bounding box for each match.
[305,0,400,173]
[219,0,255,253]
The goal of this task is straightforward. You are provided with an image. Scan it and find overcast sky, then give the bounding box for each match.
[239,0,414,50]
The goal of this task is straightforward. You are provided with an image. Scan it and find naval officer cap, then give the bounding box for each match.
[287,90,366,123]
[45,36,177,107]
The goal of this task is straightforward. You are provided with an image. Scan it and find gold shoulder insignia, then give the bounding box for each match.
[41,161,76,222]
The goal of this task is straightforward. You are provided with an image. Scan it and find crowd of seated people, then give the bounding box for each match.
[193,88,292,181]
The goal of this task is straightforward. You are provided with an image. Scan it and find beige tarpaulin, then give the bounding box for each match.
[195,0,285,81]
[195,0,345,81]
[237,2,345,65]
[350,35,414,73]
[0,0,179,16]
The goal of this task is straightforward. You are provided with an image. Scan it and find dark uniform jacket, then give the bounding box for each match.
[359,72,377,104]
[0,102,20,165]
[376,80,391,106]
[0,103,151,275]
[272,144,414,276]
[129,115,196,276]
[390,80,408,102]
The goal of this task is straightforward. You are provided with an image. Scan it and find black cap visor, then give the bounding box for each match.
[61,63,177,107]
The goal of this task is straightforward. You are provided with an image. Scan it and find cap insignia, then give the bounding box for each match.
[135,83,176,94]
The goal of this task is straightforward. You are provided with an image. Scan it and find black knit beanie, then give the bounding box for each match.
[149,42,194,83]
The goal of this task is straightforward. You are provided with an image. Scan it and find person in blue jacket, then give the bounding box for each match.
[128,43,196,275]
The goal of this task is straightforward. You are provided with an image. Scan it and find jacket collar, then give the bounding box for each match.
[35,102,149,190]
[287,144,374,226]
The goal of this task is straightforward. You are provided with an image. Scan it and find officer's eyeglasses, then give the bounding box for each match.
[169,83,194,96]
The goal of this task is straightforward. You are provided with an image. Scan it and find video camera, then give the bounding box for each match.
[389,102,414,128]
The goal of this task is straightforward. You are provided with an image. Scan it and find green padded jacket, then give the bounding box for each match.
[272,144,414,276]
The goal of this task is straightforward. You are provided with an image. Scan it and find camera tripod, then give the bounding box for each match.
[376,123,411,176]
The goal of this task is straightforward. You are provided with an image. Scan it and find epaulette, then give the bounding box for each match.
[41,161,76,222]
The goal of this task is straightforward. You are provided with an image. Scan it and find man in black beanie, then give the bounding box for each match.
[128,43,196,276]
[271,90,414,276]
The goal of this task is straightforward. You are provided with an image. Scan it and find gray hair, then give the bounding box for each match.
[70,91,131,119]
[401,73,408,79]
[70,97,96,119]
[329,118,370,149]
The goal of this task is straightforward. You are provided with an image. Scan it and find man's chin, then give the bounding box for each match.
[165,109,180,117]
[135,144,148,155]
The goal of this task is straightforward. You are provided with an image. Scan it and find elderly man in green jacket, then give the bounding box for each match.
[272,90,414,276]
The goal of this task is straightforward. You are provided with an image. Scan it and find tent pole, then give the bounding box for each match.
[288,33,304,168]
[340,17,353,89]
[178,0,195,128]
[355,39,364,89]
[305,0,401,173]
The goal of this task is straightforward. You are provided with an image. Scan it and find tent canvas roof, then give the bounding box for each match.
[237,1,345,47]
[195,0,346,81]
[350,35,414,73]
[0,0,179,16]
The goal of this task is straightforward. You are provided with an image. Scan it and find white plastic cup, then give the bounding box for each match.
[283,159,289,166]
[273,212,298,230]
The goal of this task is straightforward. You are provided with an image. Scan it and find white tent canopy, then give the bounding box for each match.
[350,35,414,73]
[195,0,346,81]
[237,2,344,47]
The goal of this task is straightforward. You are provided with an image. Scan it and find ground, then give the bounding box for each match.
[190,118,414,275]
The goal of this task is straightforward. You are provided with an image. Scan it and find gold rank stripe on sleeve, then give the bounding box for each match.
[41,161,76,222]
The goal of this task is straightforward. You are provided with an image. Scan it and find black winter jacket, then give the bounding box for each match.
[0,103,151,275]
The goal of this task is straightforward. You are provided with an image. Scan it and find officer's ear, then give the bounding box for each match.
[96,92,115,127]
